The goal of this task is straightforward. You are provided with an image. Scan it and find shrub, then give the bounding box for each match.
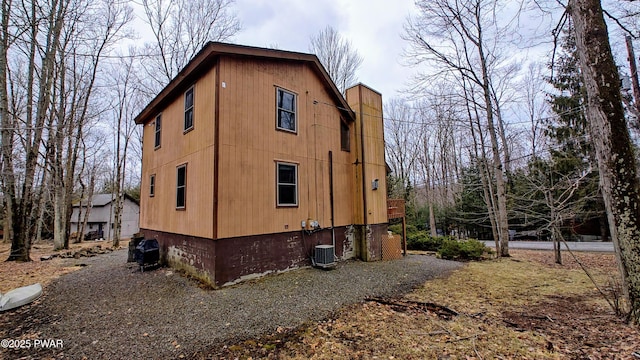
[389,224,419,237]
[438,238,487,260]
[406,232,445,251]
[388,224,402,235]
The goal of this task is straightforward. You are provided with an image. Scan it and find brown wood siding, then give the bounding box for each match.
[216,57,355,238]
[140,65,217,239]
[346,85,388,226]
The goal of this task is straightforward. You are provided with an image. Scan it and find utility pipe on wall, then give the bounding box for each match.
[329,150,335,260]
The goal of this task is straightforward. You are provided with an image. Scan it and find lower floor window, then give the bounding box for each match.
[277,162,298,206]
[176,164,187,209]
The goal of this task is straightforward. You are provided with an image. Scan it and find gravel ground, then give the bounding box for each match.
[1,249,461,359]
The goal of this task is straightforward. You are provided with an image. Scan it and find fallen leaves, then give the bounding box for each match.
[200,250,638,359]
[0,239,127,292]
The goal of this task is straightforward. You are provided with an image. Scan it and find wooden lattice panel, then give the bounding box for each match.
[382,234,402,261]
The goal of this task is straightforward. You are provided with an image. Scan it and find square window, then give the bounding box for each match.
[150,174,156,197]
[154,114,162,148]
[276,88,296,132]
[340,119,350,152]
[176,164,187,209]
[184,87,194,131]
[277,162,298,206]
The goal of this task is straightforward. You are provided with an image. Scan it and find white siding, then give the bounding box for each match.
[70,197,140,240]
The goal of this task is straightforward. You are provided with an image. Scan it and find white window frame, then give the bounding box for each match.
[176,164,187,209]
[276,87,297,133]
[149,174,156,197]
[276,162,298,207]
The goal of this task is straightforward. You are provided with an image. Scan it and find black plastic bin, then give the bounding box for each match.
[128,233,145,262]
[135,239,159,271]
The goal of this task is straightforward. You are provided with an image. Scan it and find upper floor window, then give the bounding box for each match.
[154,114,162,149]
[176,164,187,209]
[276,162,298,207]
[276,88,296,133]
[149,174,156,197]
[184,87,194,132]
[340,119,350,152]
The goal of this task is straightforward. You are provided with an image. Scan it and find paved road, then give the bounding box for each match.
[483,240,614,252]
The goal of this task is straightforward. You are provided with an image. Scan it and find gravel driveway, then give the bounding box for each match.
[1,249,461,359]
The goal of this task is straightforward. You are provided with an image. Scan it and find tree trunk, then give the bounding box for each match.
[80,172,96,241]
[475,9,509,257]
[552,226,562,265]
[625,36,640,125]
[547,189,562,265]
[0,0,16,252]
[428,199,437,237]
[569,0,640,322]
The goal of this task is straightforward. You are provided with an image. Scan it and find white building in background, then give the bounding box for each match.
[70,193,140,240]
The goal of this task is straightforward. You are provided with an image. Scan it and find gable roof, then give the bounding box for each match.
[73,193,140,208]
[134,42,356,125]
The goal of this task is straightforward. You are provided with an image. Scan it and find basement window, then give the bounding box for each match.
[276,88,297,133]
[276,162,298,207]
[176,164,187,209]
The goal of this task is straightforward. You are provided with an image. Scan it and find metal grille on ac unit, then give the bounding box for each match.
[314,245,335,268]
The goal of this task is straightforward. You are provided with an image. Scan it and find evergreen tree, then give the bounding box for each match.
[545,25,607,241]
[547,26,590,166]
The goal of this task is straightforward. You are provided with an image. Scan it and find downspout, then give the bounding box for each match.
[213,57,221,241]
[329,150,335,259]
[358,87,368,256]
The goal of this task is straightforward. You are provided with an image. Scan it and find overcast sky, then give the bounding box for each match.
[233,0,417,100]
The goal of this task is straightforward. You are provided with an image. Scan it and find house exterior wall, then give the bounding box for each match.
[216,56,356,239]
[70,197,140,239]
[136,46,388,287]
[345,84,389,261]
[139,65,217,239]
[142,225,356,287]
[120,198,141,239]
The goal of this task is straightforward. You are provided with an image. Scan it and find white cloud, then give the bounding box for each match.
[234,0,416,99]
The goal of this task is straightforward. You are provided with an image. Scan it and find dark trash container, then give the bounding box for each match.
[128,233,145,262]
[135,239,159,271]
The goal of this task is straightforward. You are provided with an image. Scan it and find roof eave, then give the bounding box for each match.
[134,42,356,125]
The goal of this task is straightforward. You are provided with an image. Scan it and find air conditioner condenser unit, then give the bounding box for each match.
[314,245,336,269]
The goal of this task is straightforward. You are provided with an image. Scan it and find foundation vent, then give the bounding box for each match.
[314,245,336,268]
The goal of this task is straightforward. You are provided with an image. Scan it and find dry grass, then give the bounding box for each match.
[1,240,637,359]
[207,250,639,359]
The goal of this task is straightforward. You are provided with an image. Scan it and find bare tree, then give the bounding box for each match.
[413,88,464,237]
[404,0,515,256]
[109,54,142,248]
[309,25,364,94]
[49,0,133,250]
[521,62,549,160]
[568,0,640,322]
[3,0,69,261]
[384,98,419,200]
[1,0,133,259]
[140,0,241,93]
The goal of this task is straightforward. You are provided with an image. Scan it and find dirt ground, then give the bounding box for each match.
[0,238,127,292]
[204,250,639,359]
[1,243,638,359]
